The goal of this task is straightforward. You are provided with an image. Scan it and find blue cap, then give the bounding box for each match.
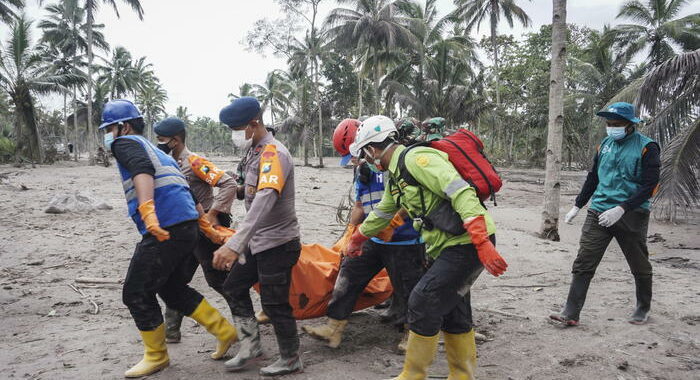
[340,154,352,166]
[219,96,261,129]
[99,99,143,130]
[596,102,641,123]
[154,117,186,137]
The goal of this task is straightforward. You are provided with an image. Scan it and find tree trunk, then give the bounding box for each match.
[490,5,501,106]
[373,53,381,114]
[540,0,567,241]
[87,7,96,165]
[63,93,68,154]
[314,59,324,167]
[73,85,79,161]
[357,75,363,116]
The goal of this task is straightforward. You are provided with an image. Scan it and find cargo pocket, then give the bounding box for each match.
[259,272,290,307]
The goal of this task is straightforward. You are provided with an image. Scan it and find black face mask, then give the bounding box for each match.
[157,141,173,154]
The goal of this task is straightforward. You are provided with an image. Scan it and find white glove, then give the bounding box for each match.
[564,206,580,224]
[598,206,625,227]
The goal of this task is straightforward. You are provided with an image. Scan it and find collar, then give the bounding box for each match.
[177,147,191,162]
[253,131,274,153]
[387,145,406,176]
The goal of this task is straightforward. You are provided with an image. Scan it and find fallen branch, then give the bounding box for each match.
[304,199,340,210]
[75,276,122,284]
[493,284,553,288]
[67,284,99,315]
[475,307,529,320]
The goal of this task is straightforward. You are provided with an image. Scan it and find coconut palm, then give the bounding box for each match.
[325,0,416,114]
[97,46,138,98]
[0,15,78,163]
[453,0,531,106]
[135,79,167,137]
[251,70,293,126]
[610,0,700,68]
[0,0,23,24]
[83,0,143,164]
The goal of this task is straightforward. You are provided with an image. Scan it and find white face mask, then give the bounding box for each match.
[231,129,252,150]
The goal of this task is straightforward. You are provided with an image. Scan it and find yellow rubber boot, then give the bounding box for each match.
[124,324,169,378]
[189,299,238,360]
[302,318,348,348]
[443,330,477,380]
[392,331,439,380]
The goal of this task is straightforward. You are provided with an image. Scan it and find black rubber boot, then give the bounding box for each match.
[164,307,184,343]
[629,275,652,325]
[259,335,302,376]
[550,274,593,326]
[380,292,405,325]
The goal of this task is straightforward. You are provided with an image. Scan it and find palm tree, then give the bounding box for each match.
[0,15,77,163]
[98,46,138,98]
[135,79,167,137]
[251,70,293,126]
[610,0,700,68]
[454,0,532,106]
[325,0,416,114]
[540,0,567,241]
[634,49,699,222]
[0,0,23,24]
[84,0,143,164]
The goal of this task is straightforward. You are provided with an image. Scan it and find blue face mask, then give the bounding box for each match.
[606,126,627,141]
[367,163,381,173]
[103,132,115,150]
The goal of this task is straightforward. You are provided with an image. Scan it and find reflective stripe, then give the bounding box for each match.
[359,191,384,205]
[373,208,394,220]
[445,178,469,197]
[120,136,189,193]
[125,174,189,202]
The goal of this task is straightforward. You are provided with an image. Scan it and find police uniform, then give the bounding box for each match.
[222,131,302,362]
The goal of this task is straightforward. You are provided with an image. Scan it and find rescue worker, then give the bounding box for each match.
[550,102,660,326]
[153,117,239,343]
[212,97,303,376]
[100,100,237,378]
[303,119,425,352]
[395,118,420,145]
[419,117,448,142]
[346,115,508,380]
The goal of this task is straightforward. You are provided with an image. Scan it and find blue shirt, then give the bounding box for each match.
[354,168,421,245]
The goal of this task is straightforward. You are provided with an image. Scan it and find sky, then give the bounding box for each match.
[3,0,700,120]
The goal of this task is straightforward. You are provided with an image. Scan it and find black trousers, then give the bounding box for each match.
[122,220,204,331]
[573,210,652,277]
[327,239,425,321]
[223,238,301,356]
[173,214,234,313]
[407,238,493,337]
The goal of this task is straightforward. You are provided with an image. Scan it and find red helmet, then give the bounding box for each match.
[333,118,360,156]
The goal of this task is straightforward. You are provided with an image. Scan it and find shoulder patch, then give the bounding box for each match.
[415,155,430,167]
[188,154,224,186]
[257,144,285,193]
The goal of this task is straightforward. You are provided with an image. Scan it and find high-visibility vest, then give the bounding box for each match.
[116,135,198,235]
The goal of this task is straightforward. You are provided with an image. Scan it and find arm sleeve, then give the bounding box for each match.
[225,188,277,253]
[211,173,237,214]
[621,142,661,211]
[224,148,291,252]
[359,182,399,237]
[575,151,600,208]
[111,138,155,178]
[405,149,486,221]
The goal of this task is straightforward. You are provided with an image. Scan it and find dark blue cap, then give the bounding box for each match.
[219,96,261,129]
[596,102,641,123]
[153,117,186,137]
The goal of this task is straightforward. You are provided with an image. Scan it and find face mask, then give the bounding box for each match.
[231,129,251,150]
[364,142,394,172]
[606,126,627,141]
[157,139,173,154]
[367,163,381,173]
[103,132,115,151]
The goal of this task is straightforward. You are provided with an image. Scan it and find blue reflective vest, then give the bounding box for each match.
[116,135,199,235]
[355,169,420,243]
[590,131,655,212]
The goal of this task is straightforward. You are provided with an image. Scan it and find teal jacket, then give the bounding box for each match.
[589,131,657,212]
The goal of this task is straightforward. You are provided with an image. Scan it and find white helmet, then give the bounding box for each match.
[349,115,397,157]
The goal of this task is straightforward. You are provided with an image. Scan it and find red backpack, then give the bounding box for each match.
[397,128,502,205]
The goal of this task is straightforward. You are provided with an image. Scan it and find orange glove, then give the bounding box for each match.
[376,213,406,242]
[464,215,507,277]
[332,223,357,253]
[138,200,170,242]
[214,225,236,243]
[198,216,226,245]
[346,228,370,258]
